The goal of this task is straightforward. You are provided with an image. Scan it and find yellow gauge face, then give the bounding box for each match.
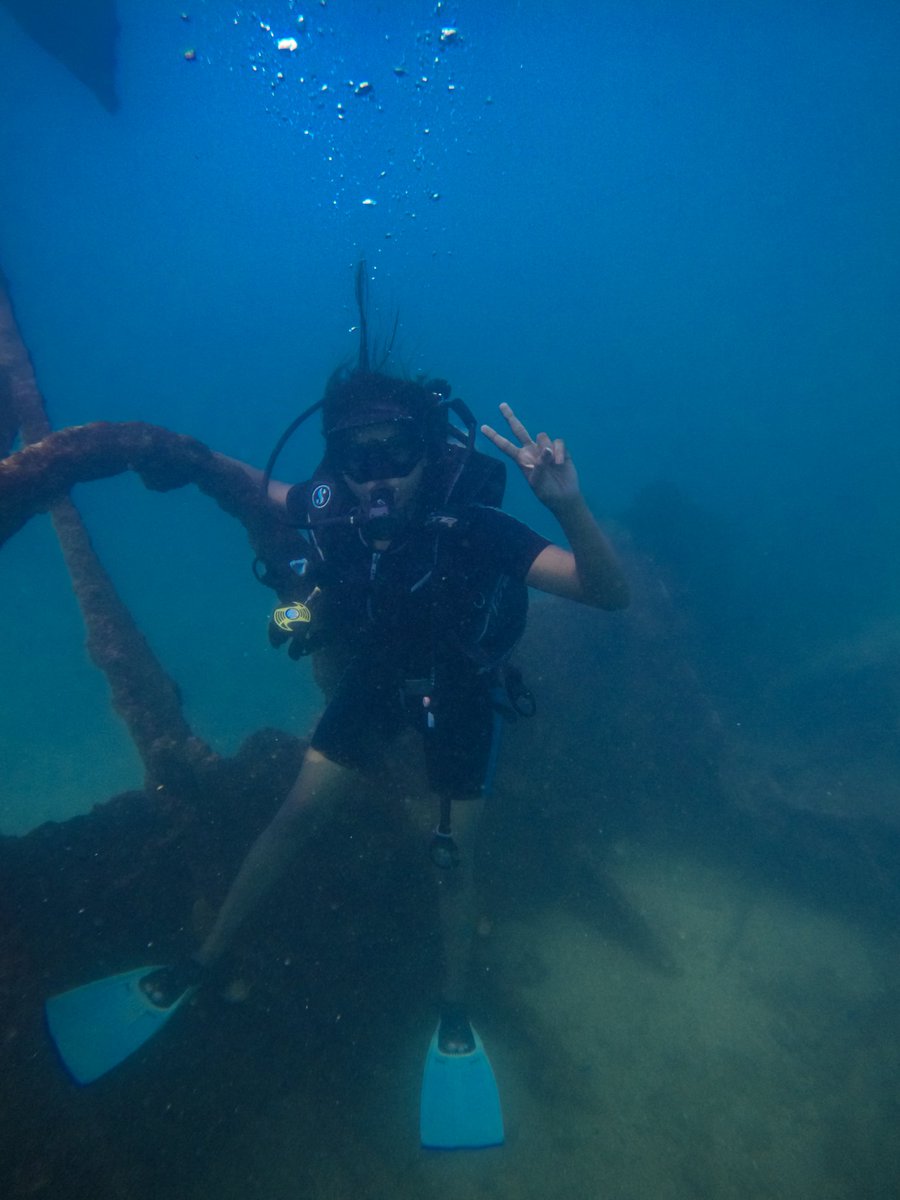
[273,603,312,631]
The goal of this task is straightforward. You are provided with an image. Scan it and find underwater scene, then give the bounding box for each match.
[1,2,899,1197]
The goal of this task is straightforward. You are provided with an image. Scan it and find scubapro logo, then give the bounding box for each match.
[311,483,332,509]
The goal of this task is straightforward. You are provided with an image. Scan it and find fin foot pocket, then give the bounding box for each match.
[139,958,206,1009]
[438,1002,476,1055]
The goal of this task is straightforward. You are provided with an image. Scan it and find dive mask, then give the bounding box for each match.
[329,425,425,484]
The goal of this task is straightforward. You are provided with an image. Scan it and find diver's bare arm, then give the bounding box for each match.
[214,452,291,510]
[482,402,629,610]
[526,500,630,610]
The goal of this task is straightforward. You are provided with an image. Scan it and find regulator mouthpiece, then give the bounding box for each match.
[362,486,402,538]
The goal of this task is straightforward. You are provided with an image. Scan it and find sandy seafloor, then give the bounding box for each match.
[4,556,898,1198]
[181,838,898,1200]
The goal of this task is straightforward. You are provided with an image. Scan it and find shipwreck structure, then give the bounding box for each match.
[2,270,899,1199]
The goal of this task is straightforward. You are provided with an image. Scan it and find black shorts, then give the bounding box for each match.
[310,654,503,797]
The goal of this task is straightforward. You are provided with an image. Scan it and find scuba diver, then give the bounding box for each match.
[44,267,629,1149]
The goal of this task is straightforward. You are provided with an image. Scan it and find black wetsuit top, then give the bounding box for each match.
[283,486,550,794]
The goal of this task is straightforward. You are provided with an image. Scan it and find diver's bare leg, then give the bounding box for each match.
[196,748,351,967]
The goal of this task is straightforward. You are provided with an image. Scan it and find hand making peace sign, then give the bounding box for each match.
[481,402,581,511]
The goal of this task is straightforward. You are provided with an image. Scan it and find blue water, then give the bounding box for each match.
[3,6,900,1197]
[3,2,899,831]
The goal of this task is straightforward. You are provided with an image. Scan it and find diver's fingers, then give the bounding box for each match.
[498,402,535,446]
[480,424,521,460]
[553,437,566,464]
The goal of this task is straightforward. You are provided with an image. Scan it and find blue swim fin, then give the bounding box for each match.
[45,966,192,1085]
[419,1024,504,1149]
